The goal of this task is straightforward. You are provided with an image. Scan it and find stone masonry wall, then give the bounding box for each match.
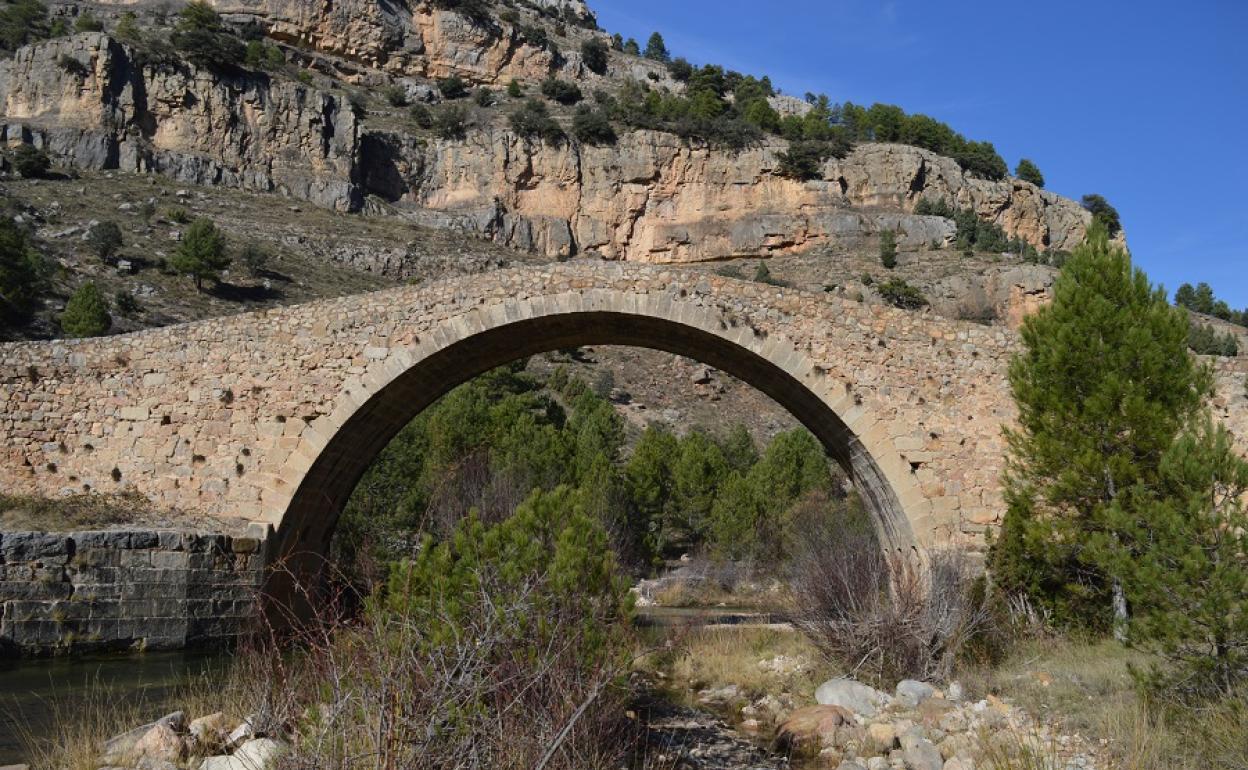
[0,262,1021,552]
[0,528,265,656]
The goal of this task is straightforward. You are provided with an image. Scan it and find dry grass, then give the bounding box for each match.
[10,675,150,770]
[0,492,148,531]
[960,636,1248,770]
[641,626,833,707]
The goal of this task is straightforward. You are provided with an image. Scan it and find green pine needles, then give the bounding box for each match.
[991,223,1248,701]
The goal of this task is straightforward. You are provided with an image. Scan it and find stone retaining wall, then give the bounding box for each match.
[0,528,265,656]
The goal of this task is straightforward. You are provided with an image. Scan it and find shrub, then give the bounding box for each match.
[877,278,927,309]
[752,260,786,287]
[243,40,284,70]
[0,0,50,53]
[113,290,140,316]
[430,0,492,24]
[666,56,693,82]
[87,221,123,260]
[437,75,469,99]
[59,282,111,337]
[580,38,608,75]
[506,78,523,98]
[56,53,87,77]
[114,11,141,44]
[408,103,434,129]
[171,1,245,69]
[237,240,271,277]
[433,104,470,140]
[540,77,582,105]
[381,84,408,107]
[790,529,990,687]
[165,206,189,224]
[776,139,848,180]
[1015,158,1044,187]
[571,105,615,144]
[0,217,46,324]
[879,229,897,269]
[12,144,50,178]
[73,11,101,31]
[472,86,493,107]
[1187,322,1238,357]
[510,98,562,143]
[171,218,230,290]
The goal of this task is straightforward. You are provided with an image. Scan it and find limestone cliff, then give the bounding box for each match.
[1,30,1099,262]
[381,129,1093,261]
[0,32,360,210]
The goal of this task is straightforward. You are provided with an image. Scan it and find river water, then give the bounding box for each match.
[0,651,226,764]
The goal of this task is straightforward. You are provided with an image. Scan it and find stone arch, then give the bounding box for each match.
[270,288,932,568]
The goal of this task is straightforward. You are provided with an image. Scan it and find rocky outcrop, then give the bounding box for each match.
[388,130,1095,262]
[927,264,1058,328]
[0,33,360,210]
[1,33,1099,263]
[204,0,608,85]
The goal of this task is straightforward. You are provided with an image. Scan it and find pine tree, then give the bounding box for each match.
[60,282,111,337]
[172,218,230,290]
[1092,416,1248,700]
[879,229,897,269]
[0,217,45,325]
[990,224,1210,630]
[643,31,669,62]
[1015,158,1045,187]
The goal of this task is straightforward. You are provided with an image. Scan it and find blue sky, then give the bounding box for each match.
[593,0,1248,306]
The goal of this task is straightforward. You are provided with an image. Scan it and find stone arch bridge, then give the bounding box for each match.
[1,262,1017,565]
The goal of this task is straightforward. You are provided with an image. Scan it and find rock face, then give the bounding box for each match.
[0,33,360,210]
[205,0,599,84]
[382,130,1095,262]
[0,31,1101,263]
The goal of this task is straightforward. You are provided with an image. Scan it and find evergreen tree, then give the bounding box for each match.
[59,281,111,337]
[171,218,230,290]
[580,38,608,75]
[718,424,758,473]
[990,224,1210,630]
[171,1,245,69]
[1015,158,1045,187]
[0,217,45,326]
[879,229,897,269]
[87,220,123,260]
[0,0,50,53]
[624,425,678,556]
[622,38,640,56]
[1081,194,1122,237]
[668,432,729,544]
[12,144,50,178]
[1092,417,1248,700]
[643,31,669,62]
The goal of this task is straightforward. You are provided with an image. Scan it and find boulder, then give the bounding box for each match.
[132,723,185,763]
[199,738,289,770]
[895,680,936,708]
[189,711,232,754]
[899,731,943,770]
[815,678,890,717]
[775,704,856,751]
